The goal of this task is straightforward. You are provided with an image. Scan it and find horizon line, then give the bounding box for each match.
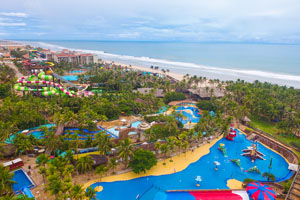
[2,39,300,46]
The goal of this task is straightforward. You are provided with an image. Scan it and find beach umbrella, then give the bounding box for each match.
[246,182,276,200]
[214,161,221,170]
[195,176,202,187]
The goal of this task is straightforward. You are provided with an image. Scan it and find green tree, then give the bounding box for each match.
[70,184,85,200]
[262,172,276,182]
[46,175,63,200]
[118,138,133,168]
[76,156,93,174]
[95,165,108,186]
[36,153,50,167]
[108,158,118,174]
[0,165,16,196]
[129,149,157,174]
[85,186,97,200]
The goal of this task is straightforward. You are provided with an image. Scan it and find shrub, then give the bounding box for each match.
[196,100,217,111]
[164,92,186,104]
[245,127,254,133]
[243,178,254,184]
[129,149,157,174]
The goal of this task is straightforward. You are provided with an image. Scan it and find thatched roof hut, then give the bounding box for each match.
[1,144,16,157]
[187,88,225,99]
[89,154,108,166]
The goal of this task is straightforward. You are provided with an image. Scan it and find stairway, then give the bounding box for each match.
[286,169,300,200]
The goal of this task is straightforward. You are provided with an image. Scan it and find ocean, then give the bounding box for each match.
[20,40,300,88]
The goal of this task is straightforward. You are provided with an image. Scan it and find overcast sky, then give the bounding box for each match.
[1,0,300,43]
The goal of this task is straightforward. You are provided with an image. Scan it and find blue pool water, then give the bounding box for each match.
[108,126,127,137]
[175,106,201,124]
[131,121,142,128]
[5,124,56,144]
[28,131,44,139]
[90,130,291,200]
[63,75,78,81]
[69,70,83,73]
[12,169,34,193]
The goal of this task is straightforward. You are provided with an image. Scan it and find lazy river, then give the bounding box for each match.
[89,130,292,200]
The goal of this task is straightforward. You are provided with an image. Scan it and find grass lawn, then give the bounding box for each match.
[249,115,300,159]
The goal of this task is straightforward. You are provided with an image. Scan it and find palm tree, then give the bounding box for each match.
[39,166,47,184]
[109,158,118,174]
[36,153,50,167]
[118,138,133,168]
[0,165,16,196]
[71,131,80,159]
[76,156,93,174]
[262,172,276,182]
[46,175,63,200]
[85,186,97,200]
[95,165,108,186]
[160,143,169,165]
[70,184,85,200]
[95,132,112,155]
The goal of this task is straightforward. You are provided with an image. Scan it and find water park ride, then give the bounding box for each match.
[247,166,261,174]
[226,124,237,141]
[241,144,265,162]
[231,159,241,168]
[14,71,93,97]
[218,143,227,157]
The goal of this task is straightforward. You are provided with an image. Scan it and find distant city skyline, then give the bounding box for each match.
[1,0,300,43]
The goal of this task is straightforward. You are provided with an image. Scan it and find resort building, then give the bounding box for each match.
[52,49,98,65]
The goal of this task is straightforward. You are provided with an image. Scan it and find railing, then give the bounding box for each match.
[136,184,154,200]
[285,168,300,200]
[247,126,299,164]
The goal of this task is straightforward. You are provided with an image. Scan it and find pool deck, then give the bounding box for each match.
[84,135,239,189]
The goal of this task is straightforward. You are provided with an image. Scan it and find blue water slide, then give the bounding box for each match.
[21,187,35,199]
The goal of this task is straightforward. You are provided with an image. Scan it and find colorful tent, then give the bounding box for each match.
[246,182,276,200]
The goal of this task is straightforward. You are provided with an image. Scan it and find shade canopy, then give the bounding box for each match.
[246,182,276,200]
[214,161,221,166]
[288,163,299,171]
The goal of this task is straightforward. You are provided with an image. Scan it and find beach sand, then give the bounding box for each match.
[105,60,213,88]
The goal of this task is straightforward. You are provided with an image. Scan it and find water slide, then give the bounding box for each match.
[14,72,77,97]
[165,190,249,200]
[48,67,81,90]
[21,187,35,199]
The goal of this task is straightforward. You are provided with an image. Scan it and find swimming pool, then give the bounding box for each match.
[175,106,201,124]
[89,130,291,200]
[5,124,56,144]
[11,169,35,194]
[69,70,83,74]
[63,75,78,81]
[131,121,142,128]
[108,126,127,137]
[28,131,44,139]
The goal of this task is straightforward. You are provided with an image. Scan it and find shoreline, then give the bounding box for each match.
[104,60,213,88]
[12,40,300,88]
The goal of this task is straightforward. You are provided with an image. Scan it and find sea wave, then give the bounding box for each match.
[27,41,300,84]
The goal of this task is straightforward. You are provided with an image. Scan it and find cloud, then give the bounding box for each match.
[0,22,26,26]
[1,0,300,43]
[0,12,28,17]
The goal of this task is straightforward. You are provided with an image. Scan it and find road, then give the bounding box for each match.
[4,61,24,78]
